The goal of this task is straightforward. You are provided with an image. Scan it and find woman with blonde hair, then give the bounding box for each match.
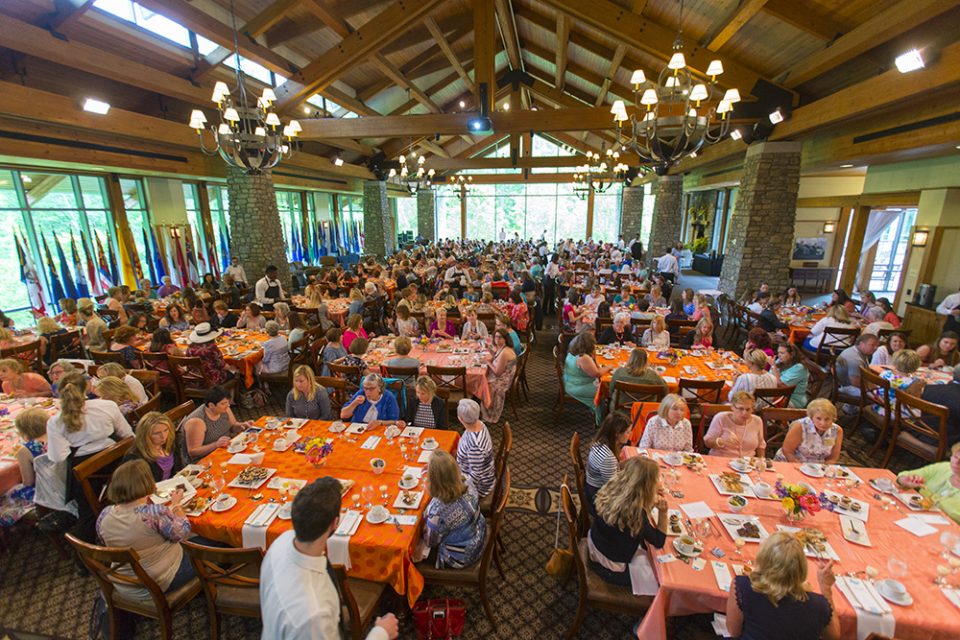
[347,287,365,317]
[272,301,291,331]
[406,376,448,429]
[0,408,48,527]
[803,304,854,352]
[285,365,332,420]
[641,315,671,350]
[682,317,714,348]
[94,376,141,419]
[123,412,181,481]
[587,456,668,585]
[97,362,148,404]
[0,358,53,398]
[704,391,766,458]
[78,298,107,351]
[878,348,926,397]
[639,394,692,451]
[725,531,838,639]
[418,450,486,568]
[775,398,843,464]
[36,316,67,366]
[729,349,779,396]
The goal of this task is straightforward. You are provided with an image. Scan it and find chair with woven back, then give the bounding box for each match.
[671,326,696,348]
[753,385,796,412]
[801,355,829,403]
[479,422,513,575]
[560,480,650,640]
[65,533,202,640]
[328,563,388,640]
[568,434,591,539]
[881,390,951,468]
[410,310,428,335]
[98,308,120,327]
[181,541,264,640]
[327,362,363,399]
[49,329,85,361]
[877,328,911,343]
[427,364,467,417]
[761,407,807,451]
[316,376,348,415]
[857,366,893,457]
[168,355,238,404]
[72,437,135,518]
[382,364,419,388]
[695,404,730,453]
[0,340,44,373]
[811,326,860,365]
[611,381,667,415]
[595,317,614,335]
[476,311,496,334]
[677,378,724,424]
[164,400,196,427]
[504,347,527,418]
[415,467,510,629]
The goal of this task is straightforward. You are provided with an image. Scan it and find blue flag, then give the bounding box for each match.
[54,235,79,300]
[42,234,66,306]
[106,236,120,285]
[70,231,90,299]
[219,227,230,272]
[149,227,167,282]
[142,227,158,285]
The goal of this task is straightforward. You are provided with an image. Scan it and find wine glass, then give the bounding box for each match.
[210,474,226,499]
[887,556,908,580]
[935,564,950,586]
[351,492,361,511]
[361,485,375,510]
[940,531,960,560]
[734,537,746,559]
[379,484,390,505]
[399,443,409,468]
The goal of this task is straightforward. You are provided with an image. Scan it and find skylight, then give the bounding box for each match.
[306,95,358,119]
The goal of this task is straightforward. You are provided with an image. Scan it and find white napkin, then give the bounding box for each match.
[227,453,254,465]
[417,450,434,464]
[663,376,678,384]
[943,587,960,610]
[911,514,950,526]
[712,561,732,592]
[394,515,418,526]
[894,516,938,537]
[711,614,730,637]
[679,501,716,519]
[401,426,424,439]
[241,503,281,550]
[628,548,659,596]
[835,576,896,640]
[326,510,362,570]
[360,435,381,450]
[404,465,425,478]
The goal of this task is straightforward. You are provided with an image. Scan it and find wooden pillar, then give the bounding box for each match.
[473,0,495,116]
[196,181,219,276]
[460,186,467,239]
[509,86,520,165]
[105,174,143,287]
[585,186,595,240]
[839,205,870,293]
[299,191,311,261]
[827,206,853,273]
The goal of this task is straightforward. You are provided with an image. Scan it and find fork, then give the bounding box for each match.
[390,516,403,532]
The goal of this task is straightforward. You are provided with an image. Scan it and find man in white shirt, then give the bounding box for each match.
[656,250,680,282]
[254,265,287,309]
[260,477,399,640]
[936,289,960,334]
[499,228,506,243]
[617,235,626,250]
[224,257,248,287]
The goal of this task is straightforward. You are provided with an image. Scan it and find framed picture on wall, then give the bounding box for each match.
[792,237,827,260]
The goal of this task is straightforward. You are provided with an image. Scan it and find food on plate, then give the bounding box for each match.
[236,466,269,486]
[400,490,417,506]
[736,521,760,539]
[719,472,745,493]
[668,513,682,534]
[682,452,703,465]
[729,495,747,507]
[850,501,862,512]
[183,496,209,512]
[795,528,828,554]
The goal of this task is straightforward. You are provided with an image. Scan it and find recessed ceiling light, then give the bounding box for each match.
[334,157,344,166]
[83,98,110,115]
[895,49,925,73]
[840,164,854,168]
[458,100,466,108]
[303,106,311,114]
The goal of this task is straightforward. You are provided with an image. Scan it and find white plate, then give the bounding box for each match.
[892,490,937,512]
[651,508,689,537]
[421,439,439,451]
[799,463,825,478]
[366,508,390,524]
[393,490,424,510]
[660,454,684,467]
[729,460,755,473]
[227,444,246,454]
[266,477,307,492]
[328,422,347,433]
[775,525,841,560]
[151,476,196,505]
[869,477,897,494]
[211,495,237,512]
[718,513,769,543]
[877,581,914,606]
[708,473,755,497]
[227,467,277,490]
[839,515,872,546]
[825,465,864,485]
[823,491,870,522]
[672,537,702,557]
[346,423,368,435]
[277,506,292,520]
[384,425,402,439]
[399,476,419,490]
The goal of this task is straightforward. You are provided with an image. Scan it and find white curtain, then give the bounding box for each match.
[855,209,902,293]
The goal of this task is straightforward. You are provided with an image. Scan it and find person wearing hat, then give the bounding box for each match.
[255,265,287,310]
[185,322,233,386]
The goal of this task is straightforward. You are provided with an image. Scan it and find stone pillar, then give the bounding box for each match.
[416,189,436,242]
[362,180,395,258]
[226,166,291,291]
[620,185,645,243]
[648,175,684,260]
[718,141,802,301]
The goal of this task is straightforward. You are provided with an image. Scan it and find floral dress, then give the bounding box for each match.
[186,341,231,385]
[774,417,839,463]
[481,348,516,423]
[422,480,487,569]
[0,440,46,526]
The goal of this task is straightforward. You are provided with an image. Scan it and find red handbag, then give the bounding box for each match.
[412,598,466,639]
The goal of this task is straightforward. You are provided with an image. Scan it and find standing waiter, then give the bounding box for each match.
[254,265,287,310]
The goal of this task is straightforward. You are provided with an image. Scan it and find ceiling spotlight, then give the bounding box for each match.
[769,108,784,124]
[730,129,742,141]
[895,49,925,73]
[334,157,344,167]
[502,103,510,111]
[303,106,311,114]
[840,164,854,168]
[83,98,111,115]
[459,100,466,108]
[531,105,538,111]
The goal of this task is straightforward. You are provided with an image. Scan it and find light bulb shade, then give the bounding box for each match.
[689,84,709,101]
[611,100,626,115]
[189,110,207,124]
[212,81,229,102]
[706,60,724,77]
[261,88,276,103]
[716,100,732,114]
[223,107,240,122]
[254,127,266,137]
[688,108,697,118]
[280,144,289,153]
[643,111,656,122]
[630,70,646,85]
[418,155,425,165]
[399,155,406,164]
[614,110,629,122]
[665,76,679,88]
[389,168,397,177]
[428,169,436,176]
[218,123,232,134]
[282,126,293,137]
[288,119,302,133]
[264,112,282,127]
[722,88,741,103]
[640,89,659,105]
[668,52,686,70]
[189,120,204,129]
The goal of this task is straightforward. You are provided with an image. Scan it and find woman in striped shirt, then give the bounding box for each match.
[585,412,631,513]
[455,399,495,498]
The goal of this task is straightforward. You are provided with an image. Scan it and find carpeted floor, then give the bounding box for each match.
[0,273,926,639]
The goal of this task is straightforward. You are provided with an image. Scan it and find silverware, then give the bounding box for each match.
[390,516,403,532]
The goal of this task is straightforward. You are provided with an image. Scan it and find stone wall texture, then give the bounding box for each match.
[648,175,684,260]
[718,141,803,301]
[226,166,291,290]
[621,185,645,245]
[363,180,395,258]
[416,189,436,242]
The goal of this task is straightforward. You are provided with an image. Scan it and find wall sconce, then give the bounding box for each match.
[912,228,930,247]
[822,221,836,234]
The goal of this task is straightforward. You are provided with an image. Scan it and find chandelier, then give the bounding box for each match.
[447,175,474,199]
[388,150,435,194]
[609,0,739,172]
[187,1,301,173]
[572,147,629,200]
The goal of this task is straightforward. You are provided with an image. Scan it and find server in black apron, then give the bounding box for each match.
[254,265,287,311]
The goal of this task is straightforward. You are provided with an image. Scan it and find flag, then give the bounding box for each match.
[81,233,99,295]
[190,227,207,277]
[185,233,201,284]
[54,235,79,300]
[288,221,300,263]
[106,236,120,285]
[15,233,45,317]
[149,226,167,282]
[41,234,66,306]
[172,228,190,286]
[142,227,158,285]
[219,227,230,273]
[116,230,143,287]
[70,231,90,299]
[94,232,113,292]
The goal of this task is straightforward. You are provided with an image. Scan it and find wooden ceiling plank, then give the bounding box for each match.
[264,17,322,47]
[706,0,769,52]
[42,0,96,35]
[782,0,957,88]
[373,55,442,113]
[594,44,626,106]
[761,0,848,41]
[631,0,648,13]
[431,155,592,170]
[424,16,475,92]
[555,13,570,90]
[274,0,445,111]
[474,0,497,115]
[300,0,351,38]
[524,41,632,102]
[495,0,522,70]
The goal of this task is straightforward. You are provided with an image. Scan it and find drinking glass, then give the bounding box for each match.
[887,556,908,579]
[362,485,375,510]
[399,443,409,467]
[935,565,950,586]
[940,531,960,560]
[351,493,361,511]
[379,484,390,504]
[734,537,746,559]
[696,518,713,539]
[210,475,226,498]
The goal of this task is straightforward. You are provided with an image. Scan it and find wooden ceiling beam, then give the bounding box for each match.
[373,56,442,113]
[380,11,473,56]
[595,44,626,107]
[706,0,769,52]
[524,42,632,103]
[761,0,849,41]
[425,17,475,93]
[495,0,522,71]
[431,156,589,170]
[474,0,497,115]
[264,16,322,47]
[41,0,96,35]
[555,13,570,91]
[274,0,444,111]
[781,0,957,88]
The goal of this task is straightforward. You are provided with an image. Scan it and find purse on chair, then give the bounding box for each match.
[412,598,466,639]
[544,484,573,579]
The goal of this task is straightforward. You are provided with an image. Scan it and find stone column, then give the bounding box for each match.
[618,185,642,245]
[226,166,290,291]
[718,141,802,301]
[647,175,684,260]
[362,180,395,258]
[416,189,436,242]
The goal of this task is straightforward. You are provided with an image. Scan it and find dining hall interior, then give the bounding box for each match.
[1,0,960,639]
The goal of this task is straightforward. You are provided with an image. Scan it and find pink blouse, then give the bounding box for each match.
[705,412,765,458]
[3,373,53,398]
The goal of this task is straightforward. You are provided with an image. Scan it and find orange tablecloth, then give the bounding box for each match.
[291,297,352,326]
[0,396,59,494]
[138,329,266,388]
[365,337,492,408]
[595,348,747,404]
[623,448,960,640]
[189,418,458,606]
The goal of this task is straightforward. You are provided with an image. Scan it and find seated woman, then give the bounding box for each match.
[641,315,671,350]
[646,285,667,308]
[418,450,486,569]
[211,301,239,329]
[587,456,667,585]
[257,320,290,375]
[272,302,291,331]
[96,460,196,597]
[774,398,842,464]
[562,291,590,334]
[340,373,402,428]
[200,273,219,296]
[185,323,235,387]
[877,296,901,328]
[610,348,667,391]
[665,299,687,324]
[236,303,267,330]
[55,298,79,328]
[725,532,839,640]
[481,329,517,423]
[429,308,457,340]
[285,365,332,420]
[495,314,522,354]
[898,442,960,524]
[146,328,183,390]
[743,327,775,359]
[681,318,714,349]
[122,412,182,481]
[406,376,448,430]
[460,307,489,341]
[384,336,419,370]
[338,337,370,372]
[564,332,613,423]
[704,391,766,458]
[680,288,696,316]
[639,394,693,452]
[506,291,530,333]
[613,285,637,307]
[0,358,53,398]
[94,376,142,421]
[803,305,854,353]
[219,275,242,309]
[871,331,907,367]
[730,349,779,396]
[36,316,67,367]
[320,327,347,377]
[782,286,803,307]
[159,304,191,332]
[342,313,368,351]
[917,331,959,369]
[584,412,631,510]
[0,408,48,528]
[347,288,365,317]
[286,311,305,346]
[599,312,636,346]
[108,325,142,369]
[180,387,249,464]
[690,294,713,323]
[127,312,150,338]
[771,343,809,408]
[395,305,421,338]
[455,399,495,499]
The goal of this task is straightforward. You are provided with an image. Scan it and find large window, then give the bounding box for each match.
[593,183,622,243]
[207,185,231,271]
[119,178,152,280]
[395,197,418,240]
[339,196,365,254]
[276,190,304,262]
[437,193,461,241]
[868,208,918,296]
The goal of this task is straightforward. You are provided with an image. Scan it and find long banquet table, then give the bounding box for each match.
[623,448,960,640]
[187,417,457,606]
[0,396,59,494]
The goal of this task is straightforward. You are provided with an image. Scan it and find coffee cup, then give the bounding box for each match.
[279,502,292,518]
[883,579,907,597]
[216,493,232,505]
[401,472,417,487]
[370,458,386,475]
[677,536,697,555]
[273,437,287,450]
[753,482,772,498]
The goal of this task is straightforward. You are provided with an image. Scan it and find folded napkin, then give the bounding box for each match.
[241,503,281,550]
[327,510,362,570]
[835,576,896,640]
[228,453,254,465]
[360,435,381,450]
[401,426,425,439]
[628,548,659,596]
[417,450,434,464]
[712,561,732,592]
[393,515,419,526]
[944,587,960,610]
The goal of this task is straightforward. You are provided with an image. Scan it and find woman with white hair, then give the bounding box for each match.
[339,373,402,427]
[455,399,495,498]
[598,312,635,346]
[860,305,894,337]
[272,302,291,331]
[258,321,290,375]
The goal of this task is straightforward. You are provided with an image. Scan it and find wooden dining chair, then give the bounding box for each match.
[426,364,467,415]
[168,355,238,404]
[131,393,163,425]
[568,434,591,538]
[66,533,201,640]
[139,351,179,398]
[128,369,160,397]
[830,358,862,408]
[329,564,387,640]
[801,355,829,404]
[677,378,725,423]
[753,385,796,412]
[881,390,950,468]
[316,375,348,415]
[181,541,264,640]
[695,403,730,453]
[857,365,893,455]
[560,482,650,640]
[761,407,807,451]
[72,437,135,517]
[89,349,128,367]
[611,380,667,414]
[811,326,860,365]
[382,364,419,388]
[49,329,85,361]
[554,346,577,413]
[1,340,44,373]
[327,362,363,398]
[164,400,196,427]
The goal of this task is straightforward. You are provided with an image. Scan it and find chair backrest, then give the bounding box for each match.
[893,389,950,463]
[65,533,169,614]
[568,433,591,538]
[327,362,363,397]
[677,378,725,407]
[72,436,135,516]
[486,424,512,519]
[560,479,589,593]
[1,340,44,373]
[50,329,85,361]
[426,365,467,397]
[164,400,196,426]
[139,350,174,384]
[695,403,730,453]
[129,369,160,397]
[859,365,892,419]
[317,376,348,414]
[131,393,163,424]
[761,407,807,450]
[288,337,310,375]
[181,541,263,614]
[816,326,860,363]
[612,380,667,412]
[753,385,796,411]
[89,349,128,367]
[383,364,419,386]
[476,312,496,333]
[329,563,370,640]
[595,317,613,335]
[168,355,213,398]
[801,354,829,402]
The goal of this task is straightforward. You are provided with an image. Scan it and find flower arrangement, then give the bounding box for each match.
[775,481,832,520]
[419,336,430,347]
[304,437,334,468]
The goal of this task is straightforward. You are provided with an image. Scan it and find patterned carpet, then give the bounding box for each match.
[0,317,923,640]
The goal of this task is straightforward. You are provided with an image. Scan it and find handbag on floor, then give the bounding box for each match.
[412,598,466,639]
[544,486,572,579]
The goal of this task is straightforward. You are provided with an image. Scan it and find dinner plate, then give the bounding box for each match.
[718,513,769,543]
[729,459,754,473]
[672,537,702,558]
[394,490,424,510]
[277,506,292,520]
[877,581,913,606]
[328,422,347,433]
[799,463,825,478]
[211,495,237,512]
[869,477,897,494]
[227,444,246,454]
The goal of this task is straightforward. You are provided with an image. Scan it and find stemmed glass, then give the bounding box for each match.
[379,484,390,505]
[210,474,226,500]
[734,537,746,560]
[940,531,960,561]
[887,556,908,580]
[361,485,375,510]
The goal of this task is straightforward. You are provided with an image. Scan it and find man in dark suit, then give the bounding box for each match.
[922,364,960,445]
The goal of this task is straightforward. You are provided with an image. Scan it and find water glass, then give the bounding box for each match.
[351,493,361,510]
[887,556,908,579]
[362,485,375,510]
